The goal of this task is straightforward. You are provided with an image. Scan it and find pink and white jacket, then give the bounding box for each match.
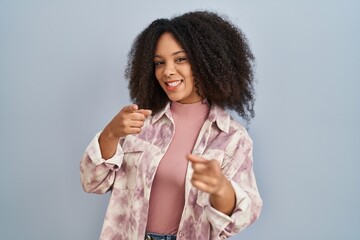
[80,103,262,240]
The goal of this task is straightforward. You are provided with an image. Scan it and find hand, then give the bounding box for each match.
[187,154,236,215]
[104,104,152,139]
[99,104,151,159]
[187,154,227,196]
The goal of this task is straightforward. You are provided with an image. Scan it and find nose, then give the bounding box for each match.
[163,62,176,78]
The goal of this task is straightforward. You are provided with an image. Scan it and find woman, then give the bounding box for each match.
[80,11,262,240]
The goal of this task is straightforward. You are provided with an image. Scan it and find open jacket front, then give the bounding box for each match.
[80,103,262,240]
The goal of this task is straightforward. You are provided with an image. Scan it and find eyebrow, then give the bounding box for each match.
[154,50,187,58]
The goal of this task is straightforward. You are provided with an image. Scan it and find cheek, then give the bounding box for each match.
[187,76,196,89]
[184,67,194,81]
[154,68,162,81]
[155,72,164,88]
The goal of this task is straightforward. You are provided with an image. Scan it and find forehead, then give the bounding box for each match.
[154,32,184,55]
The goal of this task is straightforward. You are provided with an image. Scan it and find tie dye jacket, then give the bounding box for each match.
[80,103,262,240]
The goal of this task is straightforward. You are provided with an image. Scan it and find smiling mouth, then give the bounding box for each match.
[166,80,182,87]
[165,80,183,91]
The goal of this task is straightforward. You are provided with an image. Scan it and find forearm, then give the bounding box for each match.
[80,153,115,194]
[80,131,123,194]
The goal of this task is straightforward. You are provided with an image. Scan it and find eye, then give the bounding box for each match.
[154,61,164,67]
[175,57,188,63]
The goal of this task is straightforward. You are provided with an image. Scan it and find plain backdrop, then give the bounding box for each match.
[1,1,359,239]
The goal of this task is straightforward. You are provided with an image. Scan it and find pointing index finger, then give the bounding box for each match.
[123,104,138,112]
[137,109,152,117]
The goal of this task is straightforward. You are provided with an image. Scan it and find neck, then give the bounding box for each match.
[170,100,209,117]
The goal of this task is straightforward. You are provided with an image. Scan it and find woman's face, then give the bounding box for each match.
[153,32,202,104]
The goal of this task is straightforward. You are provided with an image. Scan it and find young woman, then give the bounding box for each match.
[80,11,262,240]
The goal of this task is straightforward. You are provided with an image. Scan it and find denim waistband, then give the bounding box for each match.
[145,232,177,240]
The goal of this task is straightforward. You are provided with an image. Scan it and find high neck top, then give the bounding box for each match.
[170,100,210,120]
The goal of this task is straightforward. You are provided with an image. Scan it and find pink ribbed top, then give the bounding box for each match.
[146,100,209,234]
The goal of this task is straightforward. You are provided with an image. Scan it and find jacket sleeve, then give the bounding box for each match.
[202,131,263,238]
[80,132,124,194]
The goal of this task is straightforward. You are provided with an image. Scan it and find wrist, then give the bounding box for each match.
[210,178,236,216]
[213,176,231,197]
[102,126,121,141]
[99,127,121,160]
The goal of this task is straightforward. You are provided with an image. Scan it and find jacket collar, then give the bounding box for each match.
[151,101,230,134]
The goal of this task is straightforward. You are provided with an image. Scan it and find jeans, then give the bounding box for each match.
[145,232,177,240]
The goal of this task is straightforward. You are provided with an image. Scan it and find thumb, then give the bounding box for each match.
[187,154,206,163]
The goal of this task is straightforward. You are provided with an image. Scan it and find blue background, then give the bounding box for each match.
[1,1,359,239]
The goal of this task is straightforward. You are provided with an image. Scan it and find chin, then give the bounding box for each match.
[166,94,183,102]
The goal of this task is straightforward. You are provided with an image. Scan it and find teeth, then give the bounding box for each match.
[167,80,181,87]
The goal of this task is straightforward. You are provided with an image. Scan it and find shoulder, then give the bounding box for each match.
[226,117,253,155]
[212,106,252,144]
[228,117,252,142]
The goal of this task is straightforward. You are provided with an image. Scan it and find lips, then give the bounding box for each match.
[165,80,183,91]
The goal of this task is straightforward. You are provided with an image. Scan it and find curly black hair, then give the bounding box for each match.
[125,11,255,121]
